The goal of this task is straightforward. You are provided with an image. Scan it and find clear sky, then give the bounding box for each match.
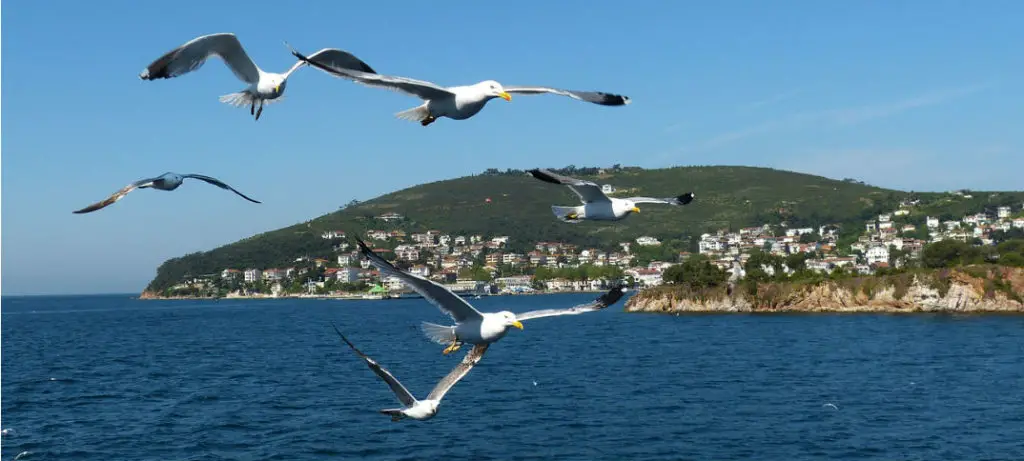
[2,0,1021,295]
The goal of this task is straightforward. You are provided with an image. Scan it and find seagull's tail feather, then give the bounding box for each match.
[379,408,406,422]
[551,206,584,223]
[219,91,255,107]
[420,322,456,345]
[395,104,431,122]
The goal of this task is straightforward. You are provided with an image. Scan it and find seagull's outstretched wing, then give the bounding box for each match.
[515,285,628,322]
[182,174,262,204]
[425,343,489,402]
[287,44,454,101]
[140,33,260,84]
[627,193,695,206]
[72,178,157,214]
[284,47,376,77]
[331,323,416,407]
[354,237,483,323]
[528,168,609,204]
[504,86,631,106]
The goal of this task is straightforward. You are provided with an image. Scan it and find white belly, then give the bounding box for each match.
[454,317,508,344]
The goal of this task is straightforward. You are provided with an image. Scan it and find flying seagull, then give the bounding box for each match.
[140,33,376,120]
[528,168,694,223]
[287,44,629,126]
[354,236,628,355]
[73,172,260,214]
[331,323,486,422]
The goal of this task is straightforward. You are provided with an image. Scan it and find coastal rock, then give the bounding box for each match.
[625,267,1024,314]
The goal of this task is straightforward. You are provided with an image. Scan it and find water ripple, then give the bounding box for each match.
[3,294,1024,460]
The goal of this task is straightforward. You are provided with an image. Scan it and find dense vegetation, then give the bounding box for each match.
[146,165,1024,292]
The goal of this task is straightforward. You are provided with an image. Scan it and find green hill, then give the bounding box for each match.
[145,165,1024,292]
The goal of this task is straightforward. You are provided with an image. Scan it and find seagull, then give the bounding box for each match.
[528,168,695,222]
[140,33,376,120]
[73,172,260,214]
[331,323,487,422]
[354,236,628,355]
[287,44,629,126]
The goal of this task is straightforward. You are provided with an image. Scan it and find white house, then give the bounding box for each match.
[394,245,420,261]
[998,206,1011,219]
[894,209,910,216]
[367,230,390,241]
[337,253,358,266]
[409,265,431,278]
[1014,218,1024,229]
[243,268,262,283]
[866,246,890,265]
[878,213,892,223]
[321,230,346,239]
[636,236,661,246]
[334,267,361,283]
[601,184,616,194]
[926,216,940,228]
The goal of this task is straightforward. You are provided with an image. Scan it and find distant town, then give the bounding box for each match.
[164,199,1024,299]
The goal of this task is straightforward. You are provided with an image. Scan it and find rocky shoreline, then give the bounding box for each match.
[137,289,605,301]
[625,266,1024,314]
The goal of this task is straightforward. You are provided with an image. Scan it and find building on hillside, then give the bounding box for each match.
[243,268,262,283]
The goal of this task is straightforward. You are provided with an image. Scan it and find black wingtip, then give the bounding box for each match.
[528,168,562,185]
[353,235,372,254]
[677,192,695,205]
[285,41,309,62]
[330,322,366,357]
[602,93,630,106]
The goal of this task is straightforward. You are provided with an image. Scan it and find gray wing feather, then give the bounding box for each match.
[354,237,483,322]
[182,174,262,204]
[504,86,630,106]
[528,168,609,203]
[515,285,628,322]
[304,48,376,74]
[140,33,260,84]
[627,192,695,206]
[331,323,417,407]
[72,178,156,214]
[287,44,452,100]
[425,343,489,401]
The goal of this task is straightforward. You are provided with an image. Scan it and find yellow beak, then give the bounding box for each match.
[274,85,280,93]
[511,320,524,330]
[499,91,512,101]
[632,207,641,213]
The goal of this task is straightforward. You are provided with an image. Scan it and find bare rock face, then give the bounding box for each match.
[625,268,1024,314]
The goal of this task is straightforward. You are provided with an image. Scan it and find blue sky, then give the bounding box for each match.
[2,0,1022,295]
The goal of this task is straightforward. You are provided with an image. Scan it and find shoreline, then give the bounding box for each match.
[137,288,608,301]
[624,266,1024,315]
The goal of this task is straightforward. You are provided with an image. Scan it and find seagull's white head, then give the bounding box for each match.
[273,75,288,94]
[262,74,287,95]
[499,311,524,330]
[480,80,511,102]
[615,199,641,217]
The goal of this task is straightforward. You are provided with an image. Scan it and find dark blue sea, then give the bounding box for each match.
[3,293,1024,460]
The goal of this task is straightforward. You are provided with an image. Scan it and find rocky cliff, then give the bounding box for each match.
[625,266,1024,314]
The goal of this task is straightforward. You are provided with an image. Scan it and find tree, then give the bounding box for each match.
[662,257,728,288]
[920,240,982,268]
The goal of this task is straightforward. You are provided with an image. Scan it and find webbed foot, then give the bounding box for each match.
[442,340,462,355]
[421,115,436,127]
